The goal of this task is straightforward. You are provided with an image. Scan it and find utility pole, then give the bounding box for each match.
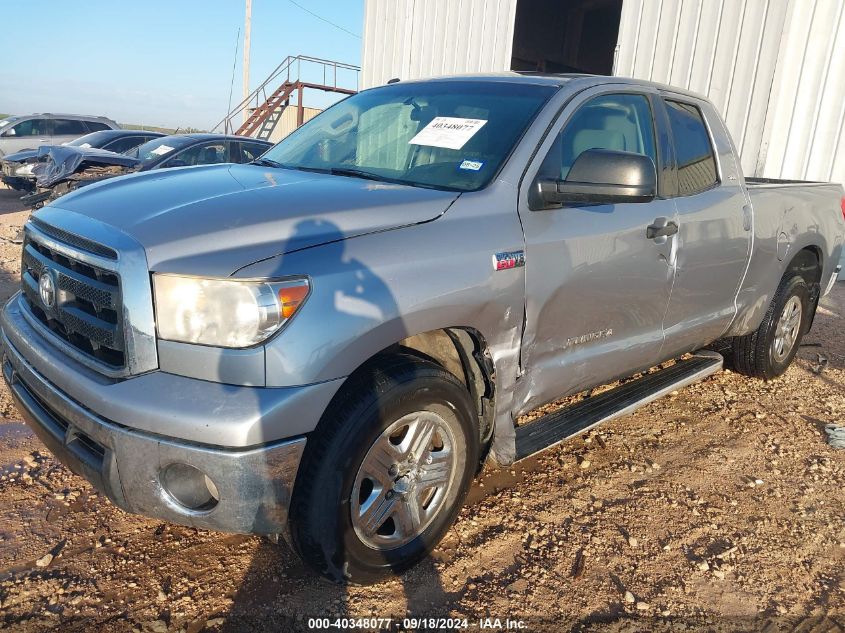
[242,0,252,126]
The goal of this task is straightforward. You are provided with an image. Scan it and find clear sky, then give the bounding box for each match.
[0,0,364,130]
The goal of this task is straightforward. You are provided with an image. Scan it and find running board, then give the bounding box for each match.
[514,352,723,461]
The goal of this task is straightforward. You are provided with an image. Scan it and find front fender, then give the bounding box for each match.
[237,196,524,386]
[235,185,528,465]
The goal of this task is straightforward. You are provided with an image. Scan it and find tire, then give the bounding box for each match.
[289,354,479,584]
[731,273,809,380]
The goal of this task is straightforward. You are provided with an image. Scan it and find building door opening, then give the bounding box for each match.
[511,0,623,75]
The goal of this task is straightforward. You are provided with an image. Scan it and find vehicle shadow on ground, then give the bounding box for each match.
[0,188,27,216]
[217,218,457,630]
[796,282,845,388]
[219,541,456,631]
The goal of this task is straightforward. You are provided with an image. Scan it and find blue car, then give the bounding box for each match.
[1,129,165,191]
[22,133,273,208]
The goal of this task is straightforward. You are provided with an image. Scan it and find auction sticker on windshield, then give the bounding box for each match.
[409,117,487,150]
[150,145,174,156]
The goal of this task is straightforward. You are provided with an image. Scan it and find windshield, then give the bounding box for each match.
[67,131,118,148]
[260,81,557,191]
[127,136,194,165]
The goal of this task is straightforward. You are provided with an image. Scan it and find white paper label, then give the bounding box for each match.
[79,143,92,149]
[409,117,487,150]
[150,144,174,156]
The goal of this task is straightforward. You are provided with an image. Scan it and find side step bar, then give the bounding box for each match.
[514,352,723,461]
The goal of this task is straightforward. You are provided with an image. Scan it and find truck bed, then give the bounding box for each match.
[742,176,845,292]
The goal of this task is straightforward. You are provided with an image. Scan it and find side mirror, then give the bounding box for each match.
[166,159,188,168]
[533,149,656,209]
[2,128,15,137]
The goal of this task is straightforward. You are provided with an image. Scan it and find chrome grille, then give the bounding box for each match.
[29,217,118,259]
[21,234,125,368]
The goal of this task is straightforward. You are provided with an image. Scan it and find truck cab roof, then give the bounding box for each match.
[391,72,710,102]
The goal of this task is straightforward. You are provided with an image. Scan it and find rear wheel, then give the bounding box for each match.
[731,274,809,379]
[289,355,479,584]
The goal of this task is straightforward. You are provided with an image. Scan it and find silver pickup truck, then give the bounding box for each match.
[2,74,843,584]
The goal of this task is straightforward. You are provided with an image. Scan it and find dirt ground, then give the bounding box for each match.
[0,183,842,632]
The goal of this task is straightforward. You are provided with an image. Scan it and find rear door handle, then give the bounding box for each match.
[647,218,679,239]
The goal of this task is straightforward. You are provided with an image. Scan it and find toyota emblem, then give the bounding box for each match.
[38,271,55,309]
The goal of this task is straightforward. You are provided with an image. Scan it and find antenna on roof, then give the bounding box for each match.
[387,77,400,84]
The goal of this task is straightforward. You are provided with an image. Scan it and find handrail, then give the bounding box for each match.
[212,55,360,133]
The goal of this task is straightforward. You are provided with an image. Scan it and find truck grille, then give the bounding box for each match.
[20,233,125,369]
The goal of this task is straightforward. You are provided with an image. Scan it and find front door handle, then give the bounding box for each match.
[647,218,679,239]
[742,204,752,231]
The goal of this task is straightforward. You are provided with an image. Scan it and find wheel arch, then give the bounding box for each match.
[785,244,823,285]
[784,245,823,330]
[318,326,497,459]
[727,242,825,338]
[397,327,496,449]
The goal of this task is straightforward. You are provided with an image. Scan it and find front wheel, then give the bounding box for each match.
[289,355,479,584]
[731,273,809,379]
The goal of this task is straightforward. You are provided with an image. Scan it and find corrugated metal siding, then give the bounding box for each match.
[267,107,322,143]
[758,0,845,183]
[361,0,518,89]
[615,0,792,177]
[616,0,845,188]
[361,0,845,188]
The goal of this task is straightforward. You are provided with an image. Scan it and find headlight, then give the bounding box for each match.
[152,274,310,348]
[14,163,35,176]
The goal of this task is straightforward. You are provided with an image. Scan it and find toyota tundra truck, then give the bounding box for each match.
[2,74,843,584]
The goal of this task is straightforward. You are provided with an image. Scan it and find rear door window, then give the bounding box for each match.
[169,142,230,166]
[52,119,90,136]
[85,121,112,132]
[663,99,718,195]
[103,136,146,153]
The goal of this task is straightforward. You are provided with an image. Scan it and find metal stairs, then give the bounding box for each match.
[514,352,723,461]
[212,55,360,140]
[237,82,296,138]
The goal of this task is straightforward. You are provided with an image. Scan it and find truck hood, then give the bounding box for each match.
[45,163,459,276]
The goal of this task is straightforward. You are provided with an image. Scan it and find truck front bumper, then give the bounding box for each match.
[0,294,316,535]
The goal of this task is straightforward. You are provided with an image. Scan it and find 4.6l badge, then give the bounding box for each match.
[493,250,525,271]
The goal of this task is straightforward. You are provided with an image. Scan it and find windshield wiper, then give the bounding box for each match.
[329,167,390,180]
[252,157,283,168]
[277,164,389,182]
[327,167,387,182]
[264,163,459,191]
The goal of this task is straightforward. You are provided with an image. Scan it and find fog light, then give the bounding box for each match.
[161,463,219,511]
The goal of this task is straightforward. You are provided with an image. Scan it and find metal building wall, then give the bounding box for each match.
[362,0,845,185]
[615,0,845,188]
[267,107,322,143]
[614,0,790,177]
[361,0,518,89]
[757,0,845,184]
